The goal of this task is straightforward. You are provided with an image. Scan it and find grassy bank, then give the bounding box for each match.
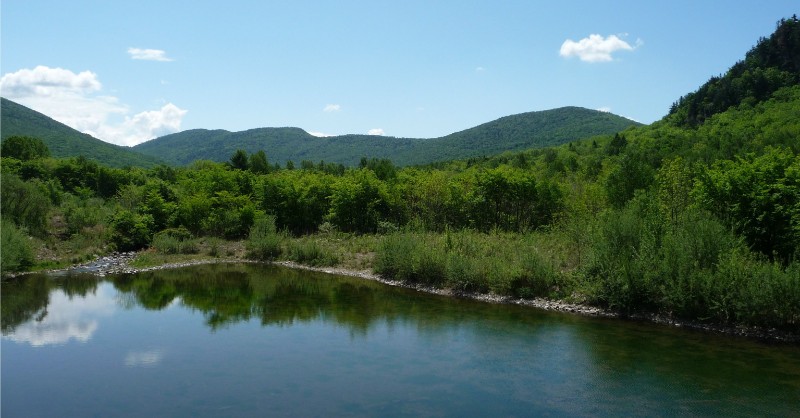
[237,215,799,333]
[7,213,799,335]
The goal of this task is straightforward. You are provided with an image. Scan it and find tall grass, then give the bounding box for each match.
[152,228,200,255]
[374,230,563,296]
[246,216,285,261]
[286,238,339,266]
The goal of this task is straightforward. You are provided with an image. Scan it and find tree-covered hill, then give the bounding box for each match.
[1,98,164,168]
[668,16,800,126]
[133,107,640,166]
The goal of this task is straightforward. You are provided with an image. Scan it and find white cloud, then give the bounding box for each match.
[559,34,637,62]
[323,104,341,112]
[597,107,612,113]
[367,128,385,136]
[0,65,101,97]
[92,103,188,146]
[475,66,486,72]
[128,47,174,62]
[0,66,187,146]
[308,131,333,137]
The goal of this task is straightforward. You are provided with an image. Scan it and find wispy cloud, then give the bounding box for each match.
[559,34,638,63]
[367,128,385,136]
[323,104,341,112]
[597,106,612,113]
[308,130,333,137]
[127,47,174,62]
[1,65,187,146]
[475,66,486,73]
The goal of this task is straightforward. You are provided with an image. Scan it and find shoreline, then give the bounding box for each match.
[11,253,800,344]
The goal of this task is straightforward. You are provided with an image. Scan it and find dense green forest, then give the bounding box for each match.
[0,98,164,168]
[2,17,799,332]
[132,107,639,166]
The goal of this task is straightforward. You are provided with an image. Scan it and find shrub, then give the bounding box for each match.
[152,228,199,254]
[286,239,339,266]
[246,216,284,261]
[510,251,557,298]
[109,210,154,252]
[374,233,418,280]
[1,220,34,275]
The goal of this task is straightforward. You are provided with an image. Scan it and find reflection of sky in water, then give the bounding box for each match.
[124,349,166,367]
[3,287,116,346]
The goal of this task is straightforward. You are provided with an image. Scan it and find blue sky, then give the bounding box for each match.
[2,1,797,146]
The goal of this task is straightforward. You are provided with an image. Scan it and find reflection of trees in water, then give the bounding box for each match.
[104,263,509,335]
[2,274,51,333]
[2,272,100,333]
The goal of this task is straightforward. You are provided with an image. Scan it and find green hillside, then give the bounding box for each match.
[668,16,800,126]
[133,107,640,166]
[1,98,164,168]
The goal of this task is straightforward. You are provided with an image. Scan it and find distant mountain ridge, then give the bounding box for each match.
[134,106,640,166]
[1,98,164,168]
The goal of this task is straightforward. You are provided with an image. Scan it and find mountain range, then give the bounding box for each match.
[132,107,640,166]
[0,98,164,168]
[2,97,639,167]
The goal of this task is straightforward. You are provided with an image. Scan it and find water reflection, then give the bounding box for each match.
[2,263,799,417]
[124,349,166,367]
[2,273,114,347]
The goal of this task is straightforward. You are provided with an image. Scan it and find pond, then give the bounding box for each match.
[2,263,799,417]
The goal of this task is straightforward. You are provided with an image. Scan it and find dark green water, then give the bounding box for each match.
[2,263,799,417]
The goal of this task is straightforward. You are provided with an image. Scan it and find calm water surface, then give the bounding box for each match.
[2,263,799,417]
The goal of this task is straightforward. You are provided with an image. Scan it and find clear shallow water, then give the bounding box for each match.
[2,263,799,417]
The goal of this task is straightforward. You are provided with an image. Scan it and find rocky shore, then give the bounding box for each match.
[20,253,800,343]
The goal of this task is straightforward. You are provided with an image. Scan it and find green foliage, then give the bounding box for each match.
[152,227,199,254]
[246,216,284,261]
[375,231,563,296]
[249,150,270,174]
[1,220,35,274]
[109,210,154,252]
[695,148,799,262]
[604,153,656,209]
[286,239,339,266]
[1,136,50,160]
[669,17,800,126]
[0,173,50,237]
[62,195,111,236]
[230,149,249,170]
[327,170,393,233]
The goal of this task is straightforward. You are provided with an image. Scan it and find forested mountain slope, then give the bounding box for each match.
[133,107,640,166]
[1,98,164,168]
[668,15,800,126]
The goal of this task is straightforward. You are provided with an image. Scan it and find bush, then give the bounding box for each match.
[109,210,154,252]
[1,220,34,275]
[374,232,418,281]
[246,216,284,261]
[510,251,558,298]
[1,174,50,237]
[286,239,339,266]
[152,228,199,254]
